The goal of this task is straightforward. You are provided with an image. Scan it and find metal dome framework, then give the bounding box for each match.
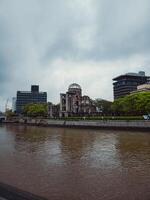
[68,83,81,90]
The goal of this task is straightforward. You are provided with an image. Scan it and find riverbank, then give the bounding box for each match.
[3,118,150,131]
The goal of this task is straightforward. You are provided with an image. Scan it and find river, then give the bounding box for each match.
[0,124,150,200]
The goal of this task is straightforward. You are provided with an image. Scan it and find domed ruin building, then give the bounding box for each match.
[60,83,96,117]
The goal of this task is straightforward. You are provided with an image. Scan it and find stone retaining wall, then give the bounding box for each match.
[16,118,150,130]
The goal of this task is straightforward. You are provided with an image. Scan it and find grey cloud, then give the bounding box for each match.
[0,0,150,110]
[1,0,150,63]
[96,0,150,57]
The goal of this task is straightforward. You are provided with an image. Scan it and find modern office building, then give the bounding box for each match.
[60,83,96,117]
[16,85,47,113]
[113,71,150,99]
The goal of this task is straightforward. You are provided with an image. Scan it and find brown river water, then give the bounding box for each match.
[0,124,150,200]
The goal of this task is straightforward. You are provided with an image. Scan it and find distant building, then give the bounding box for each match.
[16,85,47,113]
[113,71,150,99]
[0,112,6,122]
[60,83,96,117]
[48,102,60,118]
[137,84,150,92]
[12,97,16,112]
[131,83,150,94]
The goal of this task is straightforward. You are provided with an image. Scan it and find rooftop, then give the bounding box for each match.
[113,71,149,81]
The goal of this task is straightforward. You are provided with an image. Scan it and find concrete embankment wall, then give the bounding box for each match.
[16,118,150,130]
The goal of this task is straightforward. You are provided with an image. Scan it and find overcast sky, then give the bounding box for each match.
[0,0,150,111]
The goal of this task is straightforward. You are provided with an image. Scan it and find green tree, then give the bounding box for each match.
[94,99,113,115]
[5,109,16,118]
[111,92,150,116]
[111,98,125,115]
[23,103,48,117]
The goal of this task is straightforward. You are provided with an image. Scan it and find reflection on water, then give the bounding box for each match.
[0,125,150,200]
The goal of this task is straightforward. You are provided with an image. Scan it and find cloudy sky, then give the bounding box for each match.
[0,0,150,111]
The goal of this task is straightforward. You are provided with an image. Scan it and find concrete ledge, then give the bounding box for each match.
[4,119,150,131]
[62,120,150,131]
[26,119,150,131]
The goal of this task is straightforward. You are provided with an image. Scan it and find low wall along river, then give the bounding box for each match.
[6,118,150,130]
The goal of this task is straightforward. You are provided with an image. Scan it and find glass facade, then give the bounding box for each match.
[16,85,47,113]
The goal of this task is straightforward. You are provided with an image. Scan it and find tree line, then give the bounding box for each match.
[6,92,150,118]
[111,92,150,116]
